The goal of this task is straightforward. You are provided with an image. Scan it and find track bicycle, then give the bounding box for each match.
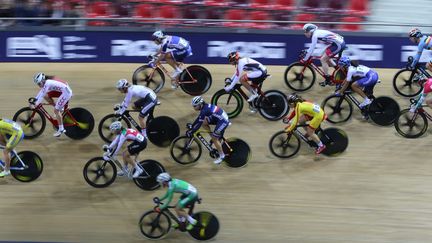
[13,97,94,139]
[83,151,165,190]
[269,124,348,158]
[170,124,251,168]
[211,78,289,121]
[394,98,432,138]
[393,56,431,97]
[321,87,400,126]
[98,105,179,147]
[284,49,346,92]
[0,145,43,182]
[139,196,219,240]
[132,55,212,95]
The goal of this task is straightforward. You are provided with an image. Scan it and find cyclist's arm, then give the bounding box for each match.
[109,134,125,156]
[190,112,205,133]
[119,91,133,114]
[412,42,425,68]
[303,34,318,61]
[285,104,301,132]
[159,186,175,210]
[34,86,48,106]
[226,61,246,91]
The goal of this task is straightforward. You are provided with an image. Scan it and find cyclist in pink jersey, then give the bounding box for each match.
[31,73,73,137]
[102,121,147,178]
[410,78,432,112]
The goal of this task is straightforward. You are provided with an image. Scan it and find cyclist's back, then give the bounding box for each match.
[0,119,22,139]
[195,103,229,125]
[162,35,190,52]
[167,178,197,195]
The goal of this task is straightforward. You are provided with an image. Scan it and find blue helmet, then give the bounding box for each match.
[338,56,351,68]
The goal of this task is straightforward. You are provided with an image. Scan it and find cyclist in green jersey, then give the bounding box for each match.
[156,172,198,230]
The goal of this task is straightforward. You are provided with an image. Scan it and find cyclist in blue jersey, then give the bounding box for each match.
[187,96,230,165]
[151,30,193,89]
[408,28,432,72]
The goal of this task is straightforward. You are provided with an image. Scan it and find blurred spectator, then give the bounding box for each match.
[0,0,15,27]
[68,1,86,26]
[14,0,44,26]
[113,0,132,17]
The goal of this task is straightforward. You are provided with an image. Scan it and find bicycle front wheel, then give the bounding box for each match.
[179,65,212,95]
[133,160,166,191]
[321,95,353,124]
[257,90,289,121]
[269,130,301,158]
[64,107,95,140]
[393,68,423,97]
[284,62,316,91]
[211,90,243,119]
[394,109,428,138]
[139,210,171,240]
[83,157,117,188]
[170,136,202,165]
[13,107,46,139]
[368,96,400,126]
[98,114,132,143]
[11,151,43,182]
[132,65,165,93]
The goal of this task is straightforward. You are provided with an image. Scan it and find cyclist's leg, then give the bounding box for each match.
[135,96,157,136]
[126,140,147,177]
[211,119,229,164]
[306,112,325,153]
[175,193,198,228]
[53,92,71,137]
[426,60,432,72]
[1,130,24,175]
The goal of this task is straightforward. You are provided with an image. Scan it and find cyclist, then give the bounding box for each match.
[335,56,379,108]
[31,72,73,137]
[188,96,230,164]
[225,51,268,104]
[283,94,326,155]
[102,121,146,178]
[408,28,432,73]
[115,79,158,137]
[410,78,432,113]
[155,172,198,230]
[0,119,24,177]
[151,30,193,89]
[302,23,346,86]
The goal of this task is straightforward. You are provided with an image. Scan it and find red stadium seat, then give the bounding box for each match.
[158,5,180,26]
[182,7,200,26]
[291,13,316,30]
[273,0,295,11]
[302,0,322,11]
[249,10,272,29]
[203,7,223,26]
[91,1,112,16]
[250,0,273,10]
[328,0,345,11]
[204,0,229,7]
[340,16,362,31]
[223,9,247,28]
[133,3,154,19]
[348,0,369,16]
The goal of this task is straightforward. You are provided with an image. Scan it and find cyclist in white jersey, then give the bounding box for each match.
[151,30,193,89]
[302,23,346,86]
[31,72,73,137]
[102,121,147,178]
[225,51,268,104]
[115,79,158,137]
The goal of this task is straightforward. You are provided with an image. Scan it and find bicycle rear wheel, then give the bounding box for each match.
[321,95,353,124]
[268,130,301,158]
[64,107,95,140]
[393,69,423,97]
[147,116,179,147]
[284,62,316,91]
[368,96,400,126]
[13,107,46,139]
[139,210,171,240]
[222,138,251,168]
[11,151,43,182]
[133,160,165,191]
[318,128,349,156]
[170,136,202,165]
[256,90,289,121]
[211,90,243,119]
[188,211,220,241]
[83,157,117,188]
[132,65,165,93]
[180,65,212,95]
[394,109,428,138]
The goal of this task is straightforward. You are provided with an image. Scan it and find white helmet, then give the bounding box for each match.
[116,79,129,89]
[191,96,204,107]
[156,172,171,183]
[109,121,122,132]
[152,30,165,40]
[34,72,46,85]
[303,23,318,33]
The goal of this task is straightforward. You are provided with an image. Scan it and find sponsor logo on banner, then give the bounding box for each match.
[111,40,158,56]
[304,43,383,61]
[6,35,97,60]
[401,45,432,62]
[207,41,286,59]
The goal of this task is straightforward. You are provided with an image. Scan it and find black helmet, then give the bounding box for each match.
[227,51,239,63]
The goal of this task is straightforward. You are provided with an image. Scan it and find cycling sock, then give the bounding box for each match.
[317,141,323,147]
[59,124,64,131]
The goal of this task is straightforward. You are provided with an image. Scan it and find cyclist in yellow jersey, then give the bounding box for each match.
[283,94,326,154]
[0,118,24,177]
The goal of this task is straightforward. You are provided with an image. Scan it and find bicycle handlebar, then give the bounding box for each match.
[28,97,36,104]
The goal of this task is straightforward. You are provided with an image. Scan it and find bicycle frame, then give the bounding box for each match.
[291,124,323,147]
[106,156,150,179]
[32,103,79,127]
[414,107,432,122]
[121,110,142,130]
[147,58,197,84]
[188,129,233,154]
[0,145,26,171]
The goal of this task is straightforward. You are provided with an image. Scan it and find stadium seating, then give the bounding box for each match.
[249,10,272,29]
[340,16,362,31]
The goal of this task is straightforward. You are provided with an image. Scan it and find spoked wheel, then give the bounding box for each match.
[321,95,353,124]
[83,157,117,188]
[139,210,171,240]
[211,90,243,119]
[98,114,131,143]
[147,116,180,147]
[13,107,46,139]
[256,90,289,121]
[394,109,428,138]
[63,107,95,140]
[284,62,316,91]
[222,138,251,168]
[318,128,349,156]
[132,65,165,93]
[170,136,202,165]
[10,151,43,182]
[179,65,212,95]
[133,160,166,191]
[269,130,301,158]
[188,211,220,241]
[368,96,400,126]
[392,69,424,97]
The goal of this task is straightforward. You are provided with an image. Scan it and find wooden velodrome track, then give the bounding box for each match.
[1,63,432,243]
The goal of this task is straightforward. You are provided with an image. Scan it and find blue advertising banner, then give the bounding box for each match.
[0,31,430,68]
